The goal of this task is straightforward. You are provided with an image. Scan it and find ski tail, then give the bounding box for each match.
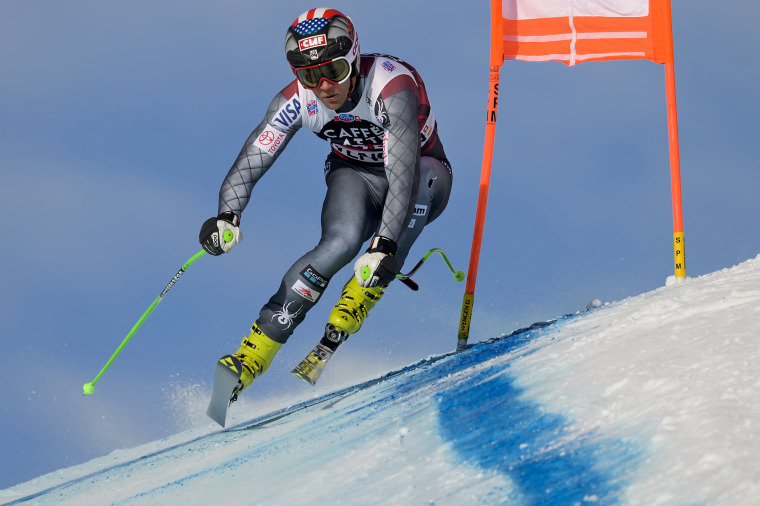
[291,324,347,386]
[291,342,335,385]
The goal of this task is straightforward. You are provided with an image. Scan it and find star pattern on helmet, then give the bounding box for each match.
[294,18,329,36]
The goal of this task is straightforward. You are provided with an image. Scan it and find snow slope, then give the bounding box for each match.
[3,256,759,505]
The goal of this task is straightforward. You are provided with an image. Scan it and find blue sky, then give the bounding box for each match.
[1,0,758,489]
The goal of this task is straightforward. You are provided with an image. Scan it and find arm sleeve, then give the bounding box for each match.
[217,92,301,216]
[377,89,421,243]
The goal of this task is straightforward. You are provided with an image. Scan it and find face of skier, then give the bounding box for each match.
[314,75,355,110]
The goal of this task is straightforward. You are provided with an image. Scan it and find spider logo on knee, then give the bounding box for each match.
[272,300,302,329]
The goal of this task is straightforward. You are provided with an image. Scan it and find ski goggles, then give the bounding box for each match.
[292,57,352,89]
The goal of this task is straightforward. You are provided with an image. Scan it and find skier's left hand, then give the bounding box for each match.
[354,236,401,288]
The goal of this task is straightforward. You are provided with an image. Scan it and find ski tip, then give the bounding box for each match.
[291,369,317,386]
[83,382,95,396]
[206,355,245,428]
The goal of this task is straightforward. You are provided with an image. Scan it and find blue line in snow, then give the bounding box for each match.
[436,322,641,505]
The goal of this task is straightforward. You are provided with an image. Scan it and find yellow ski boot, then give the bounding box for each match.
[233,323,282,389]
[328,276,385,335]
[291,278,385,386]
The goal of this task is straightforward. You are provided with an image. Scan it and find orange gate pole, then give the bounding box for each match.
[457,0,504,351]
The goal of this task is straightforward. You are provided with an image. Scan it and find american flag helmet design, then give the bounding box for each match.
[285,8,359,74]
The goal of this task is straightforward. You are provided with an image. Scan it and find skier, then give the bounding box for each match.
[199,8,452,395]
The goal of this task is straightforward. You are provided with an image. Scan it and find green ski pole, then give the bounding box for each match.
[359,248,465,289]
[396,248,465,282]
[83,248,209,396]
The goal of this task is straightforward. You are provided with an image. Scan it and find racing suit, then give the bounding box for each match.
[216,53,452,343]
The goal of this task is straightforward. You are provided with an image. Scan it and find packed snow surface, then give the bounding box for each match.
[3,256,759,505]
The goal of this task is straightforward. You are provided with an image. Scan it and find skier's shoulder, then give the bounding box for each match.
[361,53,420,77]
[263,79,304,132]
[278,79,300,101]
[362,53,423,100]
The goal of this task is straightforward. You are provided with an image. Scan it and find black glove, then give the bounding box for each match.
[354,236,401,287]
[199,211,242,255]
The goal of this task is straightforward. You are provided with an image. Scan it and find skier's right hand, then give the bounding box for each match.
[199,211,242,255]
